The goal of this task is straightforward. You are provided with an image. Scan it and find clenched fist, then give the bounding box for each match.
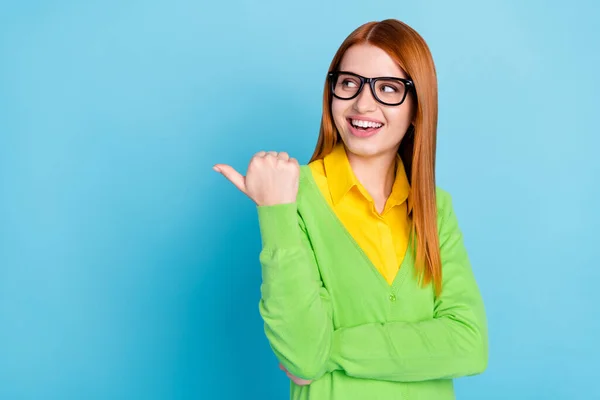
[213,151,300,206]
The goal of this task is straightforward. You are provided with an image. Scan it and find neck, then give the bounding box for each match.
[345,148,398,201]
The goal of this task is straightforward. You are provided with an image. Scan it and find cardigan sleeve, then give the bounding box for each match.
[323,190,489,382]
[256,202,334,381]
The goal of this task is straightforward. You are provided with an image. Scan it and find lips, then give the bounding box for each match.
[346,117,384,138]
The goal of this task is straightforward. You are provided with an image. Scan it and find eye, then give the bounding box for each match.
[342,79,359,88]
[381,85,398,93]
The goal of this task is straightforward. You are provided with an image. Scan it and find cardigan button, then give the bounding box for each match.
[389,294,396,302]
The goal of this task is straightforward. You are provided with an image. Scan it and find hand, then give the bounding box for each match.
[279,363,313,386]
[213,151,300,206]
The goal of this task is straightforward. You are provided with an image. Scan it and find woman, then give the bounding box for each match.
[214,18,488,400]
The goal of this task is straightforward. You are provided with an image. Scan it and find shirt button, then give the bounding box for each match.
[389,294,396,302]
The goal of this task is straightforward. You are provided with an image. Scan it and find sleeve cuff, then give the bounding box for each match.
[257,202,301,249]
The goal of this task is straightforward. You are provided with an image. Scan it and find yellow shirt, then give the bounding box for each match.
[308,143,411,284]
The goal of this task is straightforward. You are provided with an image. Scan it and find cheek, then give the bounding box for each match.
[331,99,347,128]
[385,107,413,130]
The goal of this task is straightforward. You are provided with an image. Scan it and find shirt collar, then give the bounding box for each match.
[323,142,410,208]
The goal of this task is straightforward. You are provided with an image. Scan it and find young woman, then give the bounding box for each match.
[214,18,488,400]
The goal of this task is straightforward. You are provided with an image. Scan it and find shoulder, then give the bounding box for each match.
[295,163,328,223]
[435,186,457,228]
[435,186,453,213]
[301,160,326,182]
[298,164,314,190]
[296,164,318,206]
[435,186,466,240]
[298,162,326,196]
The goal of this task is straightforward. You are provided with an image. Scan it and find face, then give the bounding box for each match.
[331,44,415,159]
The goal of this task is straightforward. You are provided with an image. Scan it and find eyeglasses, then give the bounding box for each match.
[328,71,414,106]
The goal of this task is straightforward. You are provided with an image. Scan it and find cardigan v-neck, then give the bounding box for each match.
[304,162,414,293]
[256,165,488,400]
[308,142,411,285]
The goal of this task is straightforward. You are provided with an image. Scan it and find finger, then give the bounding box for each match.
[278,152,290,161]
[266,151,278,157]
[255,151,267,157]
[289,157,299,165]
[213,164,247,194]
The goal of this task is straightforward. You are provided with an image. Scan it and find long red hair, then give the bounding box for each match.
[309,19,442,295]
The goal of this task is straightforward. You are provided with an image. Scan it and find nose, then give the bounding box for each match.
[353,84,378,113]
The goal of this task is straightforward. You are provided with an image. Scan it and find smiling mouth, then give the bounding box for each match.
[346,118,384,137]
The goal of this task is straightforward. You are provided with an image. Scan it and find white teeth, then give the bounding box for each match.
[351,119,382,128]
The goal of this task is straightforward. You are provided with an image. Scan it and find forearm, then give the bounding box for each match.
[326,303,488,381]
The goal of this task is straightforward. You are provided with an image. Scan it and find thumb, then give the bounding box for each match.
[213,164,247,194]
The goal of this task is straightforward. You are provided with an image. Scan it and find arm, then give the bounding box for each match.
[257,203,333,381]
[324,191,488,382]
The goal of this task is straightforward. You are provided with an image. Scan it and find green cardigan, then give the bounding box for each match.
[257,165,488,400]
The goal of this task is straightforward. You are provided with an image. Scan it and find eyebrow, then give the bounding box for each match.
[338,70,408,80]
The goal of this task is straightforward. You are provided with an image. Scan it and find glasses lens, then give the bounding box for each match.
[332,73,361,99]
[374,79,407,105]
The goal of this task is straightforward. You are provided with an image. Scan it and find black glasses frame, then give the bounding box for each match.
[328,71,414,106]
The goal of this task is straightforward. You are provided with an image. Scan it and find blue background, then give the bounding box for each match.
[1,0,599,399]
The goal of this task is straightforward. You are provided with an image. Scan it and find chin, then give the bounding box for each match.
[341,135,388,159]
